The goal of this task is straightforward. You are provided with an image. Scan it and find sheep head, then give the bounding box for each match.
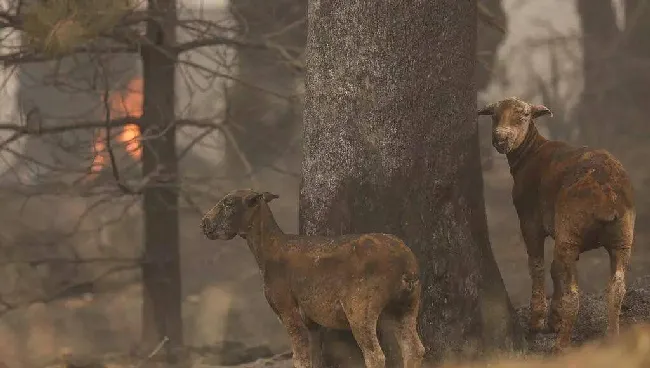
[478,96,552,154]
[201,189,279,240]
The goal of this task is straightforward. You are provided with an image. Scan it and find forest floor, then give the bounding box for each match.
[55,275,650,368]
[193,277,650,368]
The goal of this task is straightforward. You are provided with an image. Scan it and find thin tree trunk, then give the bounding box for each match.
[476,0,506,93]
[574,0,621,147]
[624,0,650,55]
[226,0,305,174]
[622,0,650,132]
[300,1,521,365]
[476,0,507,170]
[139,0,183,360]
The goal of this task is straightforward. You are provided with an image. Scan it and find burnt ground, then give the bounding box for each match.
[195,276,650,368]
[516,276,650,354]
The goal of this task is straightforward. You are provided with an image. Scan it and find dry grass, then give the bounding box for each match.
[197,324,650,368]
[39,323,650,368]
[442,324,650,368]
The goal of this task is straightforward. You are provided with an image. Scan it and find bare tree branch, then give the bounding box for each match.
[0,264,139,316]
[0,117,221,134]
[0,256,140,266]
[0,44,139,66]
[93,55,136,194]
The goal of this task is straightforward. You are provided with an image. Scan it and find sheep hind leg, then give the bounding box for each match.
[306,321,324,368]
[548,259,563,333]
[522,227,547,334]
[343,302,386,368]
[278,309,312,368]
[393,305,425,368]
[552,245,580,353]
[606,247,631,338]
[385,282,425,368]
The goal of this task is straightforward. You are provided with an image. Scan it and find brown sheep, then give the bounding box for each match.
[200,189,425,368]
[477,97,635,353]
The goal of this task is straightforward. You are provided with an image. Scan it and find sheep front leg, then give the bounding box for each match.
[553,246,580,353]
[279,309,312,368]
[265,286,311,368]
[522,226,547,334]
[343,303,385,368]
[306,322,324,368]
[548,259,563,333]
[606,247,631,338]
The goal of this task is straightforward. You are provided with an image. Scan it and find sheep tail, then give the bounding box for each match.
[401,273,420,295]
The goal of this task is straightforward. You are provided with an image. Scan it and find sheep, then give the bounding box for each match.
[200,189,425,368]
[477,97,635,352]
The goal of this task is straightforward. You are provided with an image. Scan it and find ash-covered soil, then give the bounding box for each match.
[209,276,650,368]
[516,275,650,354]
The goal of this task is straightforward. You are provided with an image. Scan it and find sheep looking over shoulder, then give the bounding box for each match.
[201,189,425,368]
[478,97,635,353]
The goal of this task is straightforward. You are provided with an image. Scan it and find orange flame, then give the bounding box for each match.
[90,78,143,176]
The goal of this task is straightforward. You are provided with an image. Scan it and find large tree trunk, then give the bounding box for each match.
[139,0,183,360]
[300,1,521,366]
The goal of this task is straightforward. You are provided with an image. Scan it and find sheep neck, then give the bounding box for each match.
[245,203,284,271]
[506,123,547,175]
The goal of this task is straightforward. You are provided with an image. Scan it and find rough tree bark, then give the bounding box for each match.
[139,0,183,359]
[300,0,521,365]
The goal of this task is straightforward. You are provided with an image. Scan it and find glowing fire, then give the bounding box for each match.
[90,78,143,175]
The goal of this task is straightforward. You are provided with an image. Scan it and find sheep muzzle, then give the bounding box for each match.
[200,205,237,240]
[200,189,279,241]
[492,138,510,154]
[492,126,516,154]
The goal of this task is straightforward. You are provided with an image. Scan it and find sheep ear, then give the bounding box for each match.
[477,103,496,116]
[531,104,553,118]
[244,193,263,207]
[262,192,279,202]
